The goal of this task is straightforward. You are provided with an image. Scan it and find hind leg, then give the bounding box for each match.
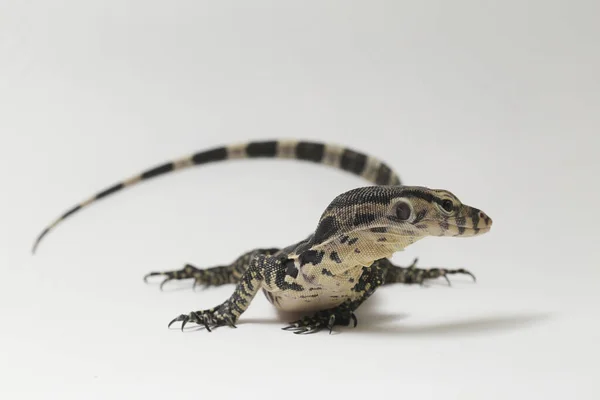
[375,258,476,286]
[143,248,280,290]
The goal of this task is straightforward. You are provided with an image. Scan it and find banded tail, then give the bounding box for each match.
[32,140,401,254]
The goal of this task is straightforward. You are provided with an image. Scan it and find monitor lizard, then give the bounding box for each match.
[32,140,492,334]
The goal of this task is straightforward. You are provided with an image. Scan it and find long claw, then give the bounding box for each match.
[168,301,235,333]
[443,274,452,286]
[159,278,171,291]
[168,315,184,328]
[202,319,212,332]
[351,313,358,328]
[328,314,336,334]
[463,270,477,282]
[446,268,476,283]
[282,324,299,331]
[282,304,357,335]
[181,316,190,331]
[143,272,162,283]
[287,327,306,333]
[225,316,237,328]
[295,326,320,334]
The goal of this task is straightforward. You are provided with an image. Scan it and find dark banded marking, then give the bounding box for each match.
[402,189,435,204]
[469,208,481,234]
[285,259,298,278]
[246,141,278,157]
[370,227,387,233]
[273,262,305,291]
[299,250,325,266]
[299,294,319,299]
[340,149,367,175]
[375,164,393,185]
[295,142,325,162]
[96,183,125,199]
[312,215,339,245]
[327,186,394,208]
[31,228,50,254]
[192,147,228,164]
[329,251,342,264]
[455,216,466,226]
[61,205,82,220]
[352,213,376,226]
[141,163,174,180]
[230,301,245,315]
[237,284,253,299]
[402,189,456,208]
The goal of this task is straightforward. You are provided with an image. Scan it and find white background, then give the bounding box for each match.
[1,1,599,399]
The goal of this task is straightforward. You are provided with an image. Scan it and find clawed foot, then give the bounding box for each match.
[406,258,476,286]
[282,304,358,335]
[168,302,238,332]
[144,264,214,291]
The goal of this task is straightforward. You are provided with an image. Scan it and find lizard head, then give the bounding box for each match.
[395,186,493,238]
[307,185,492,264]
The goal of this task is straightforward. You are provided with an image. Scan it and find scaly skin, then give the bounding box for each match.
[151,185,492,334]
[33,139,492,334]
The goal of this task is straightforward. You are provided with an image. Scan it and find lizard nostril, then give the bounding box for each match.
[479,211,492,225]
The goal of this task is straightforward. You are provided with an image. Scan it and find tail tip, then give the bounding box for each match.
[31,228,50,255]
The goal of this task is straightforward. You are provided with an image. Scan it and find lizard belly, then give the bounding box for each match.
[265,289,351,313]
[262,264,365,313]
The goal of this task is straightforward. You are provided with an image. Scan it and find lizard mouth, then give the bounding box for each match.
[414,219,491,237]
[453,225,491,236]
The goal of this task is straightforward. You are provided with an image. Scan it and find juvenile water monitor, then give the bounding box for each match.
[33,140,493,334]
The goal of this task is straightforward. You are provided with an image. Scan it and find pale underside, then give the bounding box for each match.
[262,263,366,312]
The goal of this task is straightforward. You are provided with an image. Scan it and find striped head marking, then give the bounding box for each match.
[399,187,493,237]
[309,186,492,254]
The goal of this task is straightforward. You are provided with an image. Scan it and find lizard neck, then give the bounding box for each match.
[298,231,425,276]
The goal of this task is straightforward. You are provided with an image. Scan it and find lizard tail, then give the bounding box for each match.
[32,139,401,254]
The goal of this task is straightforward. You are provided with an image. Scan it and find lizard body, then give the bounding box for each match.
[33,139,492,334]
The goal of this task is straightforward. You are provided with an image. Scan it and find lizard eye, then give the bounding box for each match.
[395,202,411,220]
[441,199,454,212]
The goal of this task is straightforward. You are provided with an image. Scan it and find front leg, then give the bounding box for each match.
[282,265,385,335]
[168,254,273,332]
[376,258,476,286]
